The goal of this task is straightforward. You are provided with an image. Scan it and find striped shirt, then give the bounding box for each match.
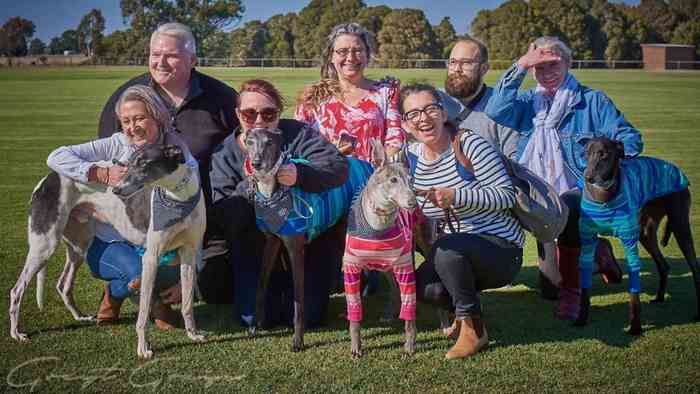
[409,131,525,247]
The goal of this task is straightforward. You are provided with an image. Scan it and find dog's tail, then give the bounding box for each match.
[661,218,672,247]
[36,265,47,310]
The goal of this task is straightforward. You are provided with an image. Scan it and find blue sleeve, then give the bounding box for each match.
[484,63,534,133]
[594,92,643,158]
[621,238,641,294]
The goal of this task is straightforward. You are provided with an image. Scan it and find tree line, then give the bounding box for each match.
[1,0,698,66]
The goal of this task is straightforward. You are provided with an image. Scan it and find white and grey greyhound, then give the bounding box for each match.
[9,143,207,359]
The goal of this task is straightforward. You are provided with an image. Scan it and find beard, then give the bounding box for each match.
[445,72,482,100]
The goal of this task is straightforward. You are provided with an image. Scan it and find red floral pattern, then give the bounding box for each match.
[295,78,405,162]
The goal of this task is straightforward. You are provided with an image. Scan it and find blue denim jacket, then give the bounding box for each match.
[485,64,643,181]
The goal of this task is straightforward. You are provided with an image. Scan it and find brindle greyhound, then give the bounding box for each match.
[344,140,418,357]
[9,144,207,359]
[575,137,699,335]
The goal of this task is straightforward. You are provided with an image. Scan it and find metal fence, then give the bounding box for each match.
[3,55,700,70]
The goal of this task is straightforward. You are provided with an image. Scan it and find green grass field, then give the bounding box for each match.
[1,66,699,393]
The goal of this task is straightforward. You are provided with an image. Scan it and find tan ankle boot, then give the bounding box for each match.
[445,316,488,359]
[151,300,178,331]
[96,284,123,325]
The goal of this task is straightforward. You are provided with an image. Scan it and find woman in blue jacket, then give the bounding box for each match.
[485,36,643,320]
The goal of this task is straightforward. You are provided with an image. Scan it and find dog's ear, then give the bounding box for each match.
[163,145,185,164]
[614,141,625,160]
[369,138,387,168]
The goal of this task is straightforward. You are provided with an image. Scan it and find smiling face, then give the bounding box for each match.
[331,34,368,82]
[149,34,196,90]
[401,91,448,147]
[533,55,569,93]
[236,91,281,134]
[118,100,161,147]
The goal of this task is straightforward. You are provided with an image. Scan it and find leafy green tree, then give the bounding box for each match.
[28,38,46,55]
[471,0,554,64]
[530,0,593,59]
[229,20,269,65]
[434,17,457,58]
[590,0,638,61]
[200,29,230,58]
[378,8,439,67]
[119,0,244,55]
[292,0,332,59]
[48,29,79,55]
[636,0,680,42]
[78,9,106,57]
[101,29,148,63]
[1,17,35,56]
[354,5,391,39]
[265,13,297,66]
[672,20,700,57]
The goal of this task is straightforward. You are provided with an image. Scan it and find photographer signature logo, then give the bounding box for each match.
[7,356,246,392]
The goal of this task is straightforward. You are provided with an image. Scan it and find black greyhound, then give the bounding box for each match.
[575,137,700,335]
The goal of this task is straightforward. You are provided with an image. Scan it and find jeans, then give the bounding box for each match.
[86,238,181,300]
[416,233,523,318]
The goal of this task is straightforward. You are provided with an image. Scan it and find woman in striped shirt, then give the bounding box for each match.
[400,83,524,360]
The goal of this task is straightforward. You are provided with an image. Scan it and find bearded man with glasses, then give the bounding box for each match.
[438,38,520,160]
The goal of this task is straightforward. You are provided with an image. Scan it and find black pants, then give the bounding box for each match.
[417,233,523,318]
[558,189,582,247]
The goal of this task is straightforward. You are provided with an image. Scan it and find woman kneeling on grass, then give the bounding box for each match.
[401,83,525,359]
[46,84,195,329]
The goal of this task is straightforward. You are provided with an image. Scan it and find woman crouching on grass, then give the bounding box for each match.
[400,83,525,359]
[46,84,195,329]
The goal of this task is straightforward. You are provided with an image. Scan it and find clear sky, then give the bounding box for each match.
[1,0,640,44]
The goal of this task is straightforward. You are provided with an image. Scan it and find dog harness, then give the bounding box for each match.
[579,157,689,293]
[344,205,417,322]
[253,157,373,242]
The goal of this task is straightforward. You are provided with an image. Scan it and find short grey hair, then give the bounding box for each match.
[150,22,197,56]
[534,36,572,65]
[321,23,373,80]
[114,85,172,133]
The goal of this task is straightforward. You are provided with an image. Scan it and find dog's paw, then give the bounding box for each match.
[626,325,643,336]
[137,342,153,360]
[247,325,257,337]
[291,336,304,352]
[76,315,96,322]
[351,348,363,359]
[187,329,208,342]
[11,331,29,342]
[403,343,416,358]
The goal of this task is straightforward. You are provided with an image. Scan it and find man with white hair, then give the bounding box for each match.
[97,22,239,323]
[438,38,519,159]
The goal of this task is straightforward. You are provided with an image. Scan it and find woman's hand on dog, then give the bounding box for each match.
[277,163,298,186]
[88,164,128,187]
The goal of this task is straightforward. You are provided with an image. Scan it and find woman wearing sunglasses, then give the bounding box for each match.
[209,79,349,331]
[399,83,525,360]
[295,22,405,163]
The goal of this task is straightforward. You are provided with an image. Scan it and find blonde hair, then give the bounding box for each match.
[115,85,172,133]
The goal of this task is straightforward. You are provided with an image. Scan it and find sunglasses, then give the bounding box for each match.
[239,107,279,123]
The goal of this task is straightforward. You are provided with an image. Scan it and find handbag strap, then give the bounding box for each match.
[451,130,474,173]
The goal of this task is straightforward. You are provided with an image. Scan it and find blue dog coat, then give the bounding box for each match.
[579,157,689,293]
[255,157,373,243]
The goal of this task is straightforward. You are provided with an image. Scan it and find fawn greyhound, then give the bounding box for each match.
[244,127,372,351]
[575,137,699,335]
[343,140,418,357]
[9,143,207,359]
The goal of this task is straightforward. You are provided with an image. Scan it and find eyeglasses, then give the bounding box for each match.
[239,107,279,123]
[403,103,443,123]
[446,58,481,70]
[334,48,366,58]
